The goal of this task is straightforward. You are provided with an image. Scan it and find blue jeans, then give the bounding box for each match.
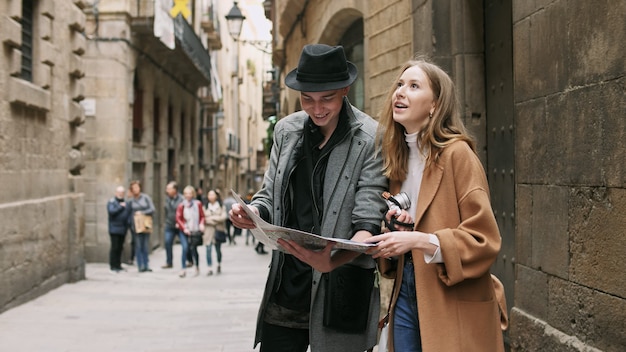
[135,233,150,270]
[393,260,422,351]
[205,241,223,266]
[178,232,189,269]
[164,227,178,266]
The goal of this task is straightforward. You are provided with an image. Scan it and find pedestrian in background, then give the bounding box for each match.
[162,181,183,269]
[222,190,237,245]
[365,57,504,351]
[203,189,227,275]
[196,186,208,207]
[176,185,205,277]
[128,180,156,273]
[230,44,387,352]
[107,185,130,272]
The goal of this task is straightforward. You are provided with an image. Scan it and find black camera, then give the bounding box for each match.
[382,191,414,230]
[384,191,411,214]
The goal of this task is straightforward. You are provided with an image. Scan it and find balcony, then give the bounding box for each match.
[131,4,211,88]
[200,12,222,50]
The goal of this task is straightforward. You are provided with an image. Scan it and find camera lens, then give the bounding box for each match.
[393,192,411,210]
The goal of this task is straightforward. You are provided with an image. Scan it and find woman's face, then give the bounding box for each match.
[183,188,194,201]
[130,184,141,196]
[392,65,436,134]
[207,190,217,203]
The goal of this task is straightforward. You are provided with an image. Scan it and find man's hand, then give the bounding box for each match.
[229,203,258,229]
[278,239,335,273]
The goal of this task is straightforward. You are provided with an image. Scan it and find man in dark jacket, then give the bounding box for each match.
[230,44,387,352]
[107,186,130,272]
[162,181,183,268]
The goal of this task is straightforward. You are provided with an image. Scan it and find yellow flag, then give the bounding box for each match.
[170,0,191,20]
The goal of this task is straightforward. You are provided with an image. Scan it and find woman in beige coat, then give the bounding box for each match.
[203,189,227,275]
[366,57,505,351]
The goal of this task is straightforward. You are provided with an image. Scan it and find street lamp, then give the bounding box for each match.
[225,2,245,41]
[225,2,245,191]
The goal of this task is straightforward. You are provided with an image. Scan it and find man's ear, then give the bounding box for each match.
[342,86,350,96]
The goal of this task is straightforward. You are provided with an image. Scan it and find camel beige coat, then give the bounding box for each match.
[203,202,226,244]
[385,141,505,352]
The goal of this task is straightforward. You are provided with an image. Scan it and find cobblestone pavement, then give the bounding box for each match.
[0,241,271,352]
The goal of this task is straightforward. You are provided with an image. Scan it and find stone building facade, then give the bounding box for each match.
[1,0,272,312]
[80,0,218,262]
[210,0,271,195]
[0,0,87,313]
[265,0,625,350]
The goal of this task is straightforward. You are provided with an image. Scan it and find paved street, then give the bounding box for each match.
[0,242,270,352]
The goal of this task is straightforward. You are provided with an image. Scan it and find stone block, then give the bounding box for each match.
[6,0,21,20]
[531,185,569,277]
[568,0,625,87]
[34,62,51,90]
[67,3,85,32]
[71,31,86,55]
[0,195,84,312]
[548,276,626,351]
[39,0,55,19]
[515,0,568,102]
[516,97,569,184]
[7,47,21,76]
[569,187,626,298]
[39,13,52,40]
[70,126,85,148]
[598,78,626,187]
[512,0,536,23]
[509,307,606,352]
[516,184,532,265]
[69,53,84,79]
[515,265,548,318]
[69,101,85,126]
[8,77,52,112]
[39,39,56,66]
[1,15,21,48]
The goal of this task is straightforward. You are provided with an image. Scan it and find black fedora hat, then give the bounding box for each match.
[285,44,358,92]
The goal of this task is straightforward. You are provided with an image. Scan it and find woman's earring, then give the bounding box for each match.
[429,111,433,119]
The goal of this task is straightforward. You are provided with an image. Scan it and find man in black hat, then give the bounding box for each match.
[230,44,387,352]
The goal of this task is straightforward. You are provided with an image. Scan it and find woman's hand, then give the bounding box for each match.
[385,209,414,232]
[278,239,336,273]
[199,223,205,232]
[365,231,431,259]
[229,204,258,229]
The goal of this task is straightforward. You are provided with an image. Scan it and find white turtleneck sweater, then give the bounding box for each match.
[401,132,443,264]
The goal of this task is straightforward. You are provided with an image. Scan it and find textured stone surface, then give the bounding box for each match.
[0,1,86,313]
[569,187,626,297]
[548,277,626,351]
[530,185,569,277]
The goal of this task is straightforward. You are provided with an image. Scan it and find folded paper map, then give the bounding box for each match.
[231,191,376,253]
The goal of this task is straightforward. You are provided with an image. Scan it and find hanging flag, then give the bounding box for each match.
[154,0,175,49]
[170,0,191,20]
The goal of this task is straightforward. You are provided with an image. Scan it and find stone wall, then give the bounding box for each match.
[0,0,86,313]
[511,0,626,350]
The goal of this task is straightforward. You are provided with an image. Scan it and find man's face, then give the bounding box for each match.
[165,185,176,197]
[300,87,349,135]
[115,187,125,199]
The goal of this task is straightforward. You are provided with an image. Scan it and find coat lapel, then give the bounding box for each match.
[414,163,444,225]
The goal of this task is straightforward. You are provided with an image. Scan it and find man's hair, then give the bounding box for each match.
[166,181,178,191]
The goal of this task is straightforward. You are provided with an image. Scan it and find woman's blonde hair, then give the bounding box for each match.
[183,185,196,198]
[376,56,475,181]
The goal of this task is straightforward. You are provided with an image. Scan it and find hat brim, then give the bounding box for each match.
[284,62,358,92]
